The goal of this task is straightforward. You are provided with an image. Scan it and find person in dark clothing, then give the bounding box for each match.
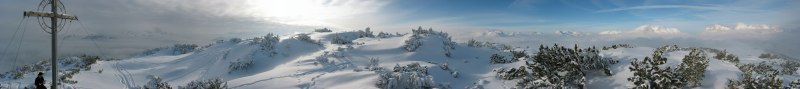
[35,72,47,89]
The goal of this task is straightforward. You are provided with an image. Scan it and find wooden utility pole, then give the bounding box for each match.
[23,0,77,88]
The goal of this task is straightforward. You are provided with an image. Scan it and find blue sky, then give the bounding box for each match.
[357,0,798,32]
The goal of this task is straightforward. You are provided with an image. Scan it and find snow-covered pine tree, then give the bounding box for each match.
[676,49,709,87]
[628,47,683,89]
[729,63,784,88]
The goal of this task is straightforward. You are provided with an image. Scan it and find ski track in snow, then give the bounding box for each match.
[114,62,136,88]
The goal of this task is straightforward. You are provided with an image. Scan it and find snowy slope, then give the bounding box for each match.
[1,29,799,89]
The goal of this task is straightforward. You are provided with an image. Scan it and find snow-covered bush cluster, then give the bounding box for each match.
[402,34,422,52]
[628,46,689,89]
[228,58,254,73]
[490,49,528,64]
[294,33,320,45]
[178,78,228,89]
[330,34,352,44]
[512,44,616,88]
[252,33,280,57]
[135,75,172,89]
[714,50,740,63]
[466,39,514,50]
[628,45,709,88]
[375,63,436,89]
[402,26,455,54]
[495,66,528,80]
[357,27,375,38]
[0,55,101,81]
[601,44,632,50]
[376,32,404,38]
[365,58,383,71]
[141,44,200,55]
[490,51,515,64]
[781,61,800,75]
[134,76,228,89]
[314,28,332,32]
[313,51,346,66]
[728,62,783,89]
[759,53,783,59]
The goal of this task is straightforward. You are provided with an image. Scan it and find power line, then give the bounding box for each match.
[77,20,107,57]
[13,17,31,69]
[3,17,28,70]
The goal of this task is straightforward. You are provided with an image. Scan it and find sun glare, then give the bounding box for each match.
[243,0,383,26]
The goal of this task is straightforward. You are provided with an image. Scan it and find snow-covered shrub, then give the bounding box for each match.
[750,62,779,75]
[513,44,617,88]
[252,33,280,56]
[294,33,320,45]
[376,32,401,38]
[366,58,383,71]
[728,63,782,89]
[358,27,375,38]
[172,44,199,54]
[375,63,436,89]
[495,66,528,80]
[228,59,254,73]
[314,56,331,66]
[781,61,800,75]
[78,55,100,70]
[60,69,80,84]
[601,44,633,50]
[789,79,800,89]
[759,53,781,59]
[228,38,242,43]
[676,49,709,87]
[402,26,455,52]
[628,47,683,89]
[136,75,172,89]
[714,50,740,63]
[442,36,455,57]
[489,51,515,64]
[330,34,352,44]
[467,39,481,47]
[179,78,228,89]
[142,44,199,55]
[314,28,332,32]
[402,34,422,52]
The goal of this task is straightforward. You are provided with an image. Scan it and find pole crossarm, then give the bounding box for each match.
[23,11,78,20]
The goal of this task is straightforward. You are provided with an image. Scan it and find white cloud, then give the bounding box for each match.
[632,25,682,34]
[598,30,622,35]
[596,25,687,38]
[703,23,782,35]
